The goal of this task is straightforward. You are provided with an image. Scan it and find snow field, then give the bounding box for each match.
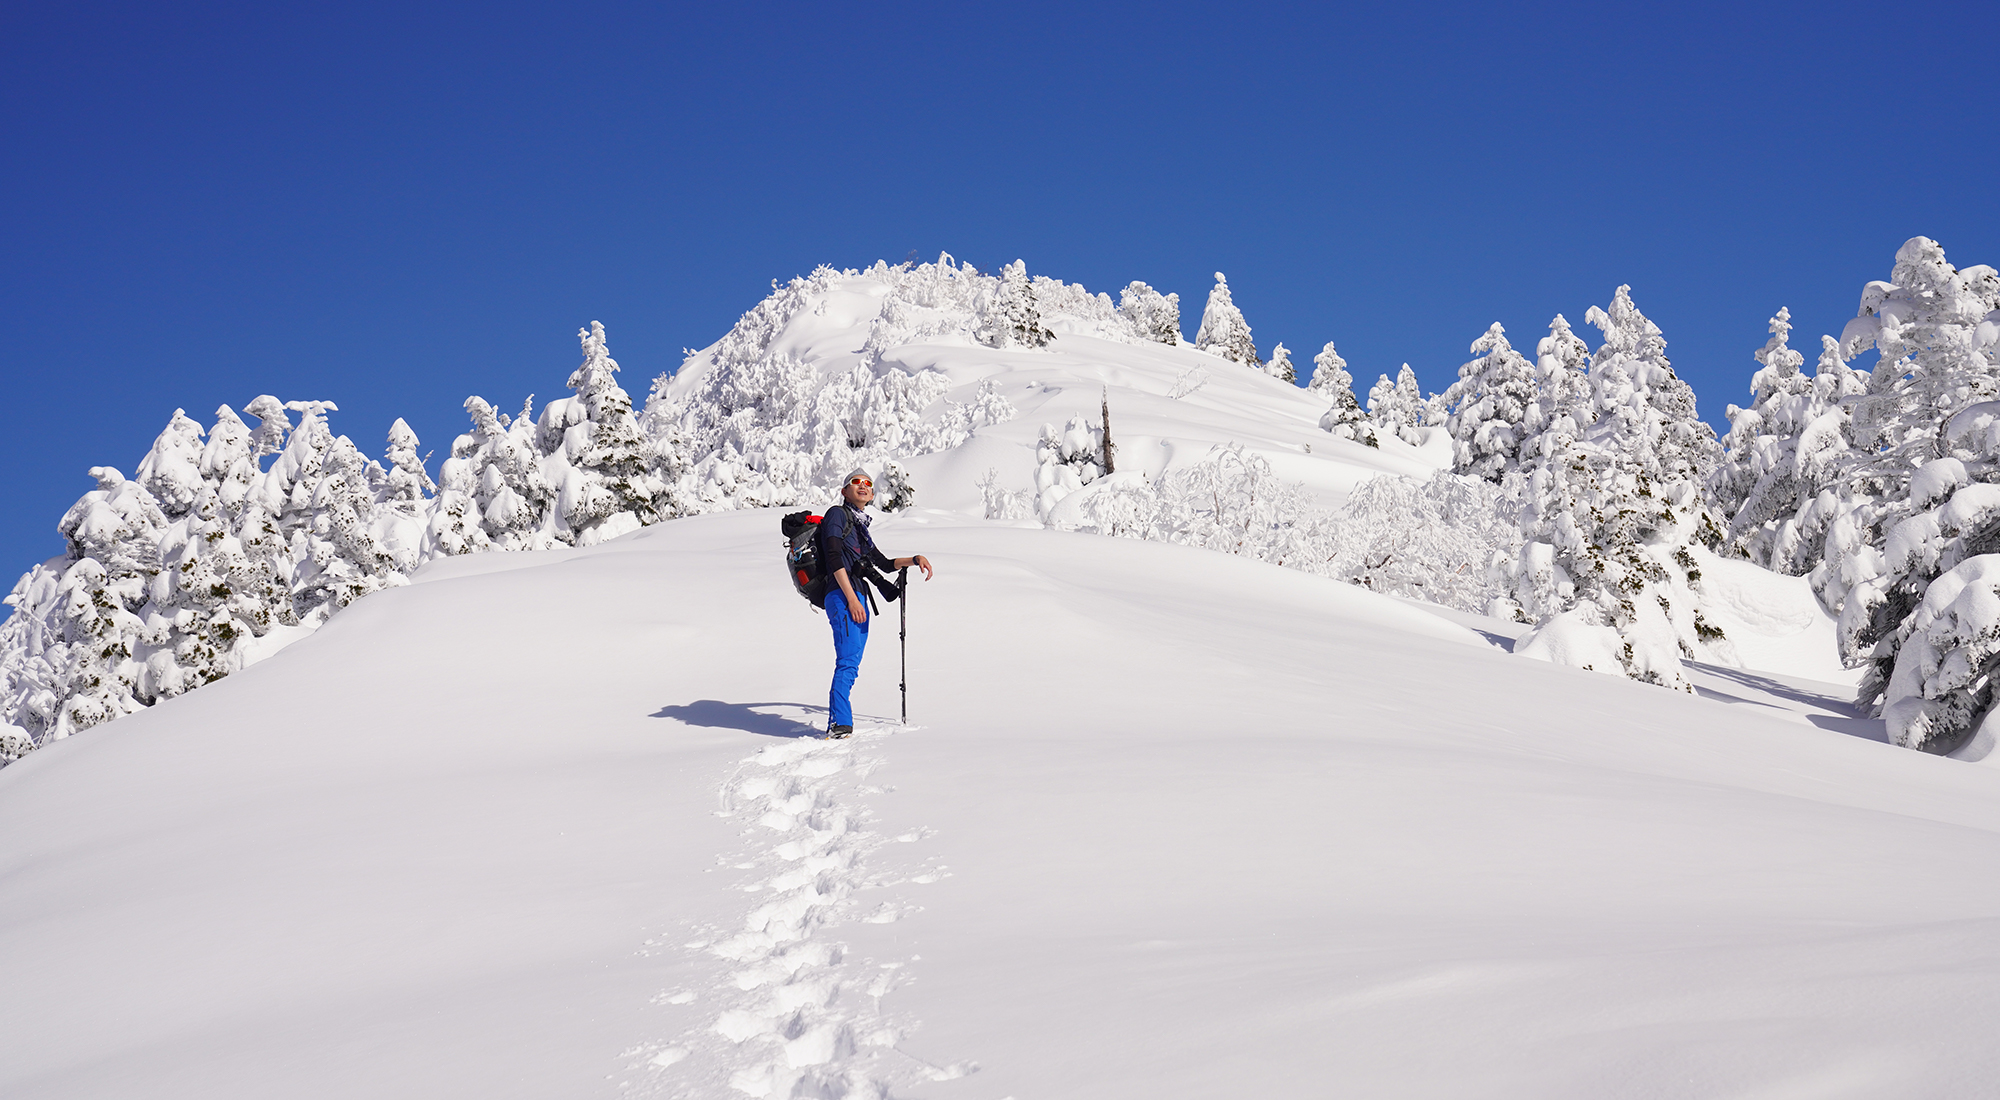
[5,508,2000,1097]
[632,726,974,1099]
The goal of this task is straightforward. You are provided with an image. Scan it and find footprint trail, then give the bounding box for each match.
[626,724,973,1099]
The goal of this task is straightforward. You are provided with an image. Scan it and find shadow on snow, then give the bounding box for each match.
[650,700,826,739]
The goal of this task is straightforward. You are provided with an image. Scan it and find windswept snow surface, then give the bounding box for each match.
[5,510,2000,1098]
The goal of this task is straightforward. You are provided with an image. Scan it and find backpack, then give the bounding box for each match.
[781,510,826,604]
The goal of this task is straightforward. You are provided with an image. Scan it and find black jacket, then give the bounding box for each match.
[818,506,895,596]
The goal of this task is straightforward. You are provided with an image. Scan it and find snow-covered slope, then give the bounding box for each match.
[652,264,1447,517]
[5,508,1999,1099]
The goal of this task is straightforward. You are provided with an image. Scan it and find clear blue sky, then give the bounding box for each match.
[3,1,1995,575]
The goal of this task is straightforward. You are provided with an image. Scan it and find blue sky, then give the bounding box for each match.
[3,0,1995,574]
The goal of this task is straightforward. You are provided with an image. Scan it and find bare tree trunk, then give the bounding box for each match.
[1101,386,1116,475]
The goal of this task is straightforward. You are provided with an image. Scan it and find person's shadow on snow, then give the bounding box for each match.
[650,700,823,739]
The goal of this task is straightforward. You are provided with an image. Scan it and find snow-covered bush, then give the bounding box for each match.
[1194,273,1259,367]
[1034,416,1105,522]
[1049,445,1517,615]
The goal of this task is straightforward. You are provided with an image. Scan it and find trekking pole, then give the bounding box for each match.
[898,566,909,725]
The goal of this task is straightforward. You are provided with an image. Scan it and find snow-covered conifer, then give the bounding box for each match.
[1118,281,1181,345]
[980,261,1054,350]
[136,410,210,520]
[1500,289,1728,690]
[1264,342,1295,383]
[200,405,259,525]
[1444,324,1538,481]
[1310,341,1375,446]
[1194,273,1259,367]
[49,468,170,737]
[878,460,915,513]
[383,418,435,505]
[539,322,675,544]
[1367,365,1431,446]
[1782,239,2000,750]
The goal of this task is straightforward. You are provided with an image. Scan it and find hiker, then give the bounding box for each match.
[818,469,932,738]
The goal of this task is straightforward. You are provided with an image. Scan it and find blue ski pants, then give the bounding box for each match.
[824,586,869,728]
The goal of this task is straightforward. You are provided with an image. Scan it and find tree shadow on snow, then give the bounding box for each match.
[650,700,825,739]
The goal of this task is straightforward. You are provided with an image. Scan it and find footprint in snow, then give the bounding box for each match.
[623,724,973,1099]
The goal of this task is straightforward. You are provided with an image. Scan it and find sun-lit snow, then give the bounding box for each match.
[3,507,1998,1099]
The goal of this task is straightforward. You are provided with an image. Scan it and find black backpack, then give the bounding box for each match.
[782,510,826,604]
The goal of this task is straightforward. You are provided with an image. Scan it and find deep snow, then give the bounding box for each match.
[4,506,2000,1098]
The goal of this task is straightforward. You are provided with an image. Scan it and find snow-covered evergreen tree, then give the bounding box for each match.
[1498,288,1727,690]
[1264,342,1295,383]
[1706,308,1864,571]
[1309,341,1375,446]
[539,322,676,545]
[1367,365,1432,446]
[878,459,915,513]
[1118,281,1181,345]
[1766,238,2000,751]
[1194,273,1259,367]
[49,467,169,737]
[979,260,1054,350]
[1444,324,1539,481]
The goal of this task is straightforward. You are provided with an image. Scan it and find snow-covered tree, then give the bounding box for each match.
[1367,365,1432,447]
[1528,315,1593,448]
[878,459,916,513]
[50,467,169,737]
[1768,238,2000,752]
[1194,273,1259,367]
[1309,341,1375,446]
[1706,308,1865,571]
[1444,324,1539,481]
[1264,342,1295,383]
[383,418,435,505]
[539,322,676,545]
[1118,281,1181,345]
[443,395,554,552]
[1499,288,1728,691]
[979,260,1054,350]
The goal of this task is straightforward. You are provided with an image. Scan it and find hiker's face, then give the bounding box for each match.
[844,478,874,507]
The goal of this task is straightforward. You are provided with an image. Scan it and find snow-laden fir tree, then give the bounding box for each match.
[538,322,678,545]
[47,467,169,736]
[1309,341,1376,446]
[1264,342,1295,383]
[1443,324,1539,481]
[1367,365,1432,447]
[438,395,556,553]
[878,459,916,512]
[1501,287,1727,691]
[1194,273,1259,367]
[1118,281,1181,345]
[980,260,1054,350]
[1706,309,1866,571]
[1764,238,2000,753]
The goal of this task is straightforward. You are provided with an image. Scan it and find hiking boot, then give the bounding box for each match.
[827,724,854,740]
